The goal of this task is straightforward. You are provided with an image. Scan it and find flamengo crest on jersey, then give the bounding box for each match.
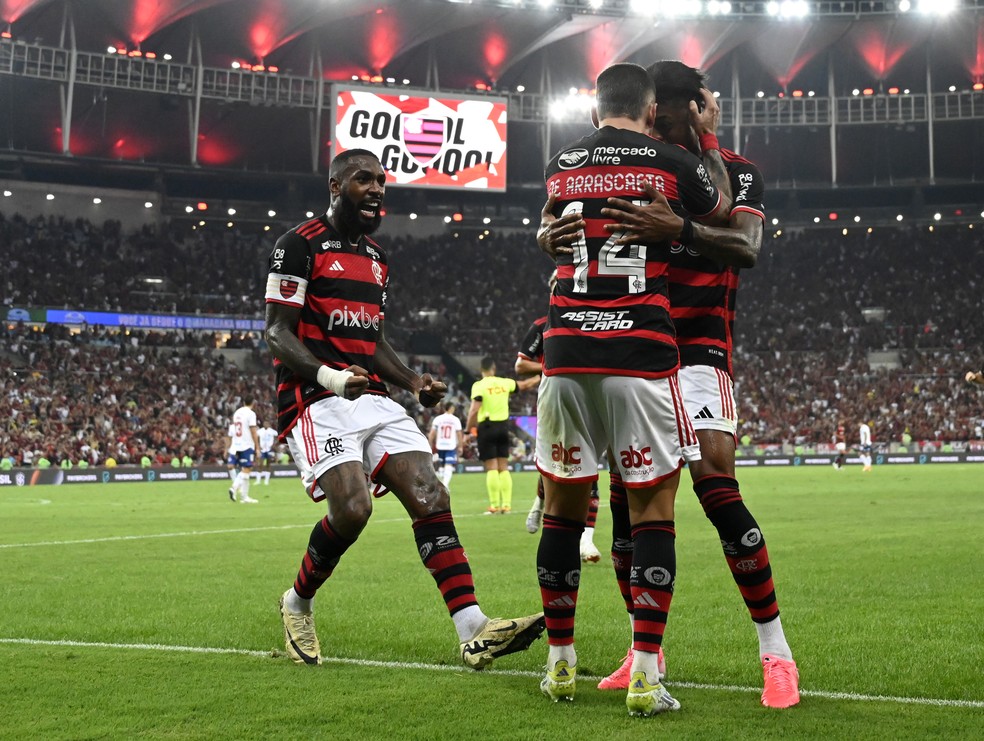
[543,126,721,378]
[265,216,390,437]
[668,148,765,377]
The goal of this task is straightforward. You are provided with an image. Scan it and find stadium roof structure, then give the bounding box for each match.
[1,0,983,200]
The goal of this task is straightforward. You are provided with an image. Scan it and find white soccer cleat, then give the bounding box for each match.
[240,495,259,504]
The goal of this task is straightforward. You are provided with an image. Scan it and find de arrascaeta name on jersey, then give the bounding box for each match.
[561,309,633,331]
[553,144,715,199]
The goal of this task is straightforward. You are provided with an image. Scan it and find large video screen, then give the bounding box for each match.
[332,86,508,191]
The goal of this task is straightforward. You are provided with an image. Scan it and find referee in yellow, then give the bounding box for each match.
[467,356,537,514]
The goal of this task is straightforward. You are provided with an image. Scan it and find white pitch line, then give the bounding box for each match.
[0,524,307,549]
[1,638,981,710]
[0,511,499,549]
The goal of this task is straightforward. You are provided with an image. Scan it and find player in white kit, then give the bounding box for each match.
[228,398,260,503]
[429,402,463,491]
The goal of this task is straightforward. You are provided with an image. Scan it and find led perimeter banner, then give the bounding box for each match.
[332,87,508,191]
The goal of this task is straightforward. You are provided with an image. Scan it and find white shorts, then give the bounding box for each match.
[287,394,431,502]
[835,442,847,453]
[678,365,738,436]
[535,373,700,489]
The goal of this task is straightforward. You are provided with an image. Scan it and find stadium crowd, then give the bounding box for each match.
[2,210,982,467]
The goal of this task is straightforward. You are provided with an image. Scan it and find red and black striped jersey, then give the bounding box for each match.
[517,315,547,364]
[543,126,722,378]
[668,148,765,377]
[265,216,389,436]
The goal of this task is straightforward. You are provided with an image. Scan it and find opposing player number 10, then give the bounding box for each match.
[561,200,649,294]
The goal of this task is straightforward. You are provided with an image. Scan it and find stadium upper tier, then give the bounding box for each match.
[2,1,984,186]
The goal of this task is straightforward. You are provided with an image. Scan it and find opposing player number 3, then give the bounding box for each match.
[561,200,648,294]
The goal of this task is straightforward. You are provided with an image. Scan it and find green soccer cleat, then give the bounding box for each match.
[626,671,681,716]
[460,613,546,669]
[541,659,577,702]
[279,589,321,666]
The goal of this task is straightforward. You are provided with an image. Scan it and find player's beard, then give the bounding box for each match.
[338,192,382,236]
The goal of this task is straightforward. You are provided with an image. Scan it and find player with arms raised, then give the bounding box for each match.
[265,149,544,670]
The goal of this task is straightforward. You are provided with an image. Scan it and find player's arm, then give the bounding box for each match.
[251,425,259,452]
[265,302,369,399]
[612,189,762,267]
[516,375,541,392]
[456,429,464,455]
[966,370,984,385]
[689,88,733,211]
[516,319,545,377]
[537,193,582,259]
[515,357,543,376]
[373,318,446,407]
[264,233,369,399]
[427,427,437,450]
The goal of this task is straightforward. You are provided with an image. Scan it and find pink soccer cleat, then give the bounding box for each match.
[761,654,800,708]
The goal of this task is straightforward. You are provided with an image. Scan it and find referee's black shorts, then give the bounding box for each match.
[476,420,510,461]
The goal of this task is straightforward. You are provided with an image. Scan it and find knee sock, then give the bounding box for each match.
[292,516,355,605]
[538,514,583,653]
[238,471,251,499]
[442,464,454,488]
[586,492,599,529]
[499,470,512,509]
[412,511,485,640]
[485,470,501,509]
[630,520,675,682]
[694,474,791,659]
[609,472,634,615]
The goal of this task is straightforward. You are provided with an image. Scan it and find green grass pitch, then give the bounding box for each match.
[2,465,982,739]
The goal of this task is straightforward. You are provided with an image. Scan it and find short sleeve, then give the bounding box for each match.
[677,150,721,220]
[730,160,765,222]
[517,320,544,362]
[265,231,312,307]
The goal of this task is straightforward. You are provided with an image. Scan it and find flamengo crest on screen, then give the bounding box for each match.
[333,87,508,191]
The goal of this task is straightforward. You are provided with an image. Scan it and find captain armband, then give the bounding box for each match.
[265,273,308,307]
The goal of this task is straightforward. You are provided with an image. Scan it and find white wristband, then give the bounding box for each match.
[317,365,354,396]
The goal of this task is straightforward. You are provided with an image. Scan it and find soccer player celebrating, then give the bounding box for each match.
[541,60,800,709]
[428,402,463,491]
[228,398,260,504]
[265,149,544,669]
[535,62,730,716]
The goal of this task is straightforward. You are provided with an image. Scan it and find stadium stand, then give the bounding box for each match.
[2,209,982,467]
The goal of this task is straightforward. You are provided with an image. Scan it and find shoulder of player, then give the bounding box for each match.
[721,148,759,170]
[273,229,312,254]
[363,237,388,263]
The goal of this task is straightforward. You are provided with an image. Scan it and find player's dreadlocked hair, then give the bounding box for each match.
[646,60,708,107]
[595,63,656,121]
[329,148,379,180]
